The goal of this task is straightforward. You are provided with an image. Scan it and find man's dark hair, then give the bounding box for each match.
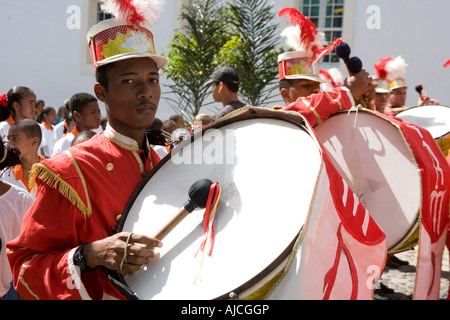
[69,93,98,114]
[279,79,294,92]
[217,81,240,93]
[71,130,97,147]
[95,64,115,90]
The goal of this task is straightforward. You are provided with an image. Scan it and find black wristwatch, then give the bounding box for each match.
[73,246,88,272]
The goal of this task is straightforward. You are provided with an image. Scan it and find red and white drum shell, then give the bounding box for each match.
[315,109,450,257]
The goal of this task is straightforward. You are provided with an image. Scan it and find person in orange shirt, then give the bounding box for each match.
[1,120,44,200]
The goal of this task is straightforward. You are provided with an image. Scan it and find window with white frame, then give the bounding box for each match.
[300,0,345,64]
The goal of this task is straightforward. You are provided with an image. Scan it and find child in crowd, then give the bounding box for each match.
[1,120,44,200]
[189,114,214,133]
[0,136,34,300]
[52,93,101,156]
[37,107,57,158]
[71,131,96,147]
[0,86,48,154]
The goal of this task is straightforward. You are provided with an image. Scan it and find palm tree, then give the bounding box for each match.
[163,0,230,122]
[163,0,284,120]
[223,0,284,107]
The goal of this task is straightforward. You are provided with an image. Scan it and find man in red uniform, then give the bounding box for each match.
[7,1,167,300]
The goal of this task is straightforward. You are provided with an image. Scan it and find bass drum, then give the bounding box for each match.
[117,107,323,300]
[315,109,422,254]
[395,105,450,157]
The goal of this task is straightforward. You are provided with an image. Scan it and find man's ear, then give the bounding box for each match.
[94,83,106,103]
[218,82,225,92]
[73,111,82,123]
[280,88,291,105]
[31,136,40,148]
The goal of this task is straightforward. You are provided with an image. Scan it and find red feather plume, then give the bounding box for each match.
[374,57,394,80]
[279,8,319,54]
[114,0,144,25]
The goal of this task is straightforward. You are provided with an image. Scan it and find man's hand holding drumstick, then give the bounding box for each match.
[82,233,163,275]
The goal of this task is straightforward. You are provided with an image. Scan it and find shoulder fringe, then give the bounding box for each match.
[29,164,92,218]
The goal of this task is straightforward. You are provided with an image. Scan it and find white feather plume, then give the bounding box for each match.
[133,0,165,24]
[281,26,326,58]
[100,0,165,26]
[385,56,408,81]
[320,68,344,92]
[328,68,344,85]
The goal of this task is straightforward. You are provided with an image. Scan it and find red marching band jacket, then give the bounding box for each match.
[6,127,161,300]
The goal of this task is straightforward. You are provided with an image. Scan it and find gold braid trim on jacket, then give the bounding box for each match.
[29,163,92,218]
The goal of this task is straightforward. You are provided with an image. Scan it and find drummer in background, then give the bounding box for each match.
[276,8,375,126]
[417,86,440,106]
[387,80,408,116]
[7,0,166,300]
[374,56,410,116]
[371,77,391,114]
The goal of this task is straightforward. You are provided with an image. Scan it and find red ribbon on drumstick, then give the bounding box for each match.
[151,179,221,284]
[153,179,221,242]
[196,182,221,258]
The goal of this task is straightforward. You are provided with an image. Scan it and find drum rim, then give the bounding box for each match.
[116,107,318,300]
[395,105,450,140]
[318,108,423,251]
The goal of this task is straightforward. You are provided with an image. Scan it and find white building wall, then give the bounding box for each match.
[0,0,194,121]
[343,0,450,108]
[0,0,94,112]
[1,0,448,123]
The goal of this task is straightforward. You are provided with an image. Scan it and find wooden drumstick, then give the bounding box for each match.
[335,42,369,108]
[153,179,214,241]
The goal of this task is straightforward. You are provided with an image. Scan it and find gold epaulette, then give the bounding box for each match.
[29,163,92,218]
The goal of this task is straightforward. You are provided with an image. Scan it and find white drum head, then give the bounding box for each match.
[395,105,450,139]
[120,116,322,300]
[315,111,421,250]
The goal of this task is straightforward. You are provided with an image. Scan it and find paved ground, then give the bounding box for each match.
[376,247,449,300]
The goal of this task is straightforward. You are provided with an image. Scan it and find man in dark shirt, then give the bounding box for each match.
[211,67,247,121]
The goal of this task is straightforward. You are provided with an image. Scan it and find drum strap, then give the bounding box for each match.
[103,268,141,300]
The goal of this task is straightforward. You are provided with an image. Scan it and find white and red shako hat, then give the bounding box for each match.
[374,56,408,91]
[87,0,168,70]
[278,8,342,82]
[372,76,391,94]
